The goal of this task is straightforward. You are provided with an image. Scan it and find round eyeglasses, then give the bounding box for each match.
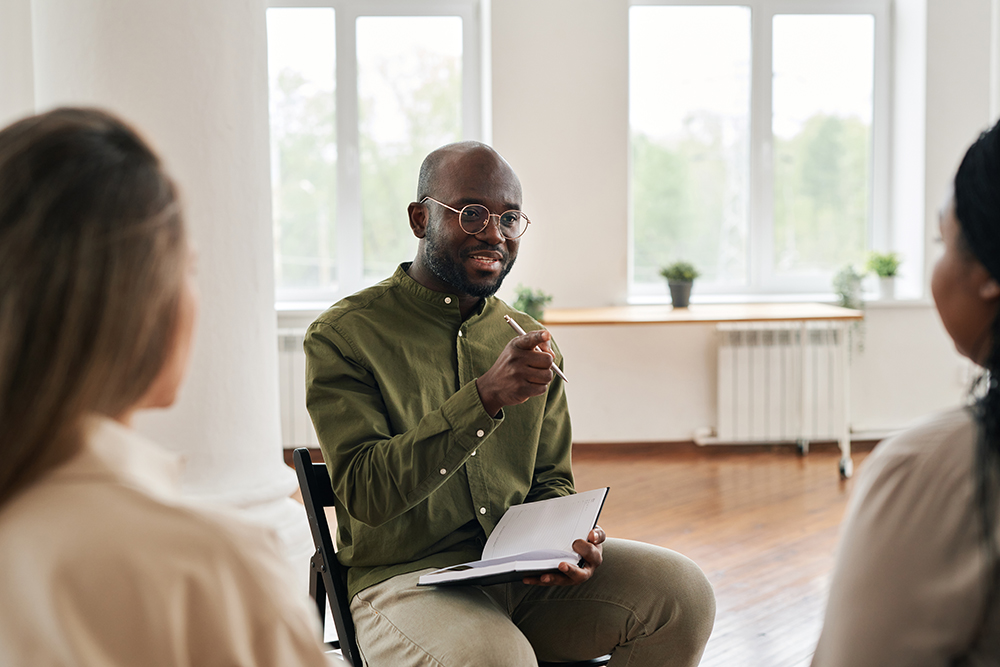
[421,196,531,240]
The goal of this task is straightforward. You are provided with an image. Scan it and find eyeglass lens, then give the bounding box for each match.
[458,204,527,239]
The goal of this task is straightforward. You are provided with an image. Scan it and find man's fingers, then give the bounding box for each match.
[523,562,588,587]
[534,336,554,357]
[512,329,552,351]
[524,367,555,387]
[525,351,556,374]
[573,538,603,568]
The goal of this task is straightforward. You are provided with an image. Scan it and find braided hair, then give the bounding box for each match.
[953,119,1000,652]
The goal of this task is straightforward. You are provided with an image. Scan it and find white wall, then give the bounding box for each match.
[0,0,34,126]
[493,0,993,442]
[2,0,993,445]
[492,0,629,309]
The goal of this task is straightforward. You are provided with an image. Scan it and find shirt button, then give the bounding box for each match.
[479,507,487,515]
[476,429,485,437]
[471,450,477,456]
[458,330,463,337]
[439,468,447,475]
[444,297,452,304]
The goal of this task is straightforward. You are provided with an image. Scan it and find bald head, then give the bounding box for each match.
[416,141,521,202]
[406,141,524,306]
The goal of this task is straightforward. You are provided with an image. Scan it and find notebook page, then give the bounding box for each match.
[482,488,608,560]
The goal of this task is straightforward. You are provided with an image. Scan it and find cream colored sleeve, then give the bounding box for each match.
[176,516,333,667]
[812,424,986,667]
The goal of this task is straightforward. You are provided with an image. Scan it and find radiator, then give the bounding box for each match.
[716,322,849,443]
[277,328,320,448]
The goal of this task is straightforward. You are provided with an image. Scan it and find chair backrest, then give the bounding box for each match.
[293,448,363,667]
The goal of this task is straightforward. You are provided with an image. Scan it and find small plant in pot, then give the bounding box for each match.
[833,263,867,352]
[833,263,866,310]
[866,251,901,300]
[660,261,700,309]
[513,284,553,321]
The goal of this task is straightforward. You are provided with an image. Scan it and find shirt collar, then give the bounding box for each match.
[64,415,186,499]
[392,263,490,319]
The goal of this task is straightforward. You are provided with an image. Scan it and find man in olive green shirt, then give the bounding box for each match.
[305,142,715,666]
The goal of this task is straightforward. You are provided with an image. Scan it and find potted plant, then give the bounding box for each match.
[833,264,866,310]
[660,261,700,309]
[513,284,553,321]
[833,263,867,353]
[866,251,902,300]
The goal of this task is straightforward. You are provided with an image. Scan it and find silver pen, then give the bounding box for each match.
[503,315,569,383]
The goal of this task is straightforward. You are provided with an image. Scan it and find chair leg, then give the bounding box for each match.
[309,552,326,626]
[310,551,347,655]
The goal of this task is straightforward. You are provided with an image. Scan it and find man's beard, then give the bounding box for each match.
[424,232,516,298]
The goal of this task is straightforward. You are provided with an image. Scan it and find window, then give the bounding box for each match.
[266,1,483,307]
[629,1,889,300]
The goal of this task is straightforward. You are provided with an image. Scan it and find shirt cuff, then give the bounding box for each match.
[440,380,502,451]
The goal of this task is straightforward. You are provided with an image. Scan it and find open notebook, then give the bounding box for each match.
[418,487,609,586]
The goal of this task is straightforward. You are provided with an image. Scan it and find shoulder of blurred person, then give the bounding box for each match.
[858,406,977,486]
[0,415,331,667]
[813,405,1000,665]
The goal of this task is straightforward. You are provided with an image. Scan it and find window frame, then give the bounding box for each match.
[627,0,891,302]
[267,0,484,309]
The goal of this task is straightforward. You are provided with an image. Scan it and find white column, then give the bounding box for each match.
[0,0,34,127]
[31,0,312,578]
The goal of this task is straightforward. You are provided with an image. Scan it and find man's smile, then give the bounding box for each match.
[464,248,507,271]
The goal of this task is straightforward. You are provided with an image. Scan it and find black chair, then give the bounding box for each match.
[294,448,363,665]
[293,448,610,667]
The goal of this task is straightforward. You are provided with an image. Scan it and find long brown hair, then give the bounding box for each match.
[0,108,186,505]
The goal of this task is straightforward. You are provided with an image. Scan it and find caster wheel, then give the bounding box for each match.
[839,457,854,480]
[796,439,809,456]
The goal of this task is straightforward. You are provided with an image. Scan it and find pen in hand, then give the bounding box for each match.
[503,315,569,383]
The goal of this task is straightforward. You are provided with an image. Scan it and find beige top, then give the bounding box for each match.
[813,407,1000,666]
[0,417,331,667]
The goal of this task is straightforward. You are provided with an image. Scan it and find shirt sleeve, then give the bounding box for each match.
[811,428,986,667]
[305,320,502,528]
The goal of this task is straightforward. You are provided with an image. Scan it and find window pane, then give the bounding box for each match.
[266,8,337,301]
[772,15,874,277]
[357,16,463,282]
[630,6,751,289]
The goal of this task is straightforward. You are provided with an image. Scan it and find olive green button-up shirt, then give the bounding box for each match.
[304,264,575,598]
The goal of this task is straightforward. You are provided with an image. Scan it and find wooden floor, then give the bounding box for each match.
[571,443,871,667]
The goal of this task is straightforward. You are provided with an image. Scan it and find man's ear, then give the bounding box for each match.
[408,202,428,239]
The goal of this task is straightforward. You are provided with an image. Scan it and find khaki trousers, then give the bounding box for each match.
[350,538,716,667]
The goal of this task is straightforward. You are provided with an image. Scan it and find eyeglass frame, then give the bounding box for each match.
[420,196,531,240]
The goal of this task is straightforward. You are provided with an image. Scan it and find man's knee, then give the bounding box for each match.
[662,549,716,641]
[602,539,716,639]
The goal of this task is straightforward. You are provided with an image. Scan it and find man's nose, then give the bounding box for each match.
[475,214,505,245]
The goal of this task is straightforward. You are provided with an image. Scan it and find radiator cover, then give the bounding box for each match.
[716,322,848,442]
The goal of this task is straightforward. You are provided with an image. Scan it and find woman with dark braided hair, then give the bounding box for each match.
[812,122,1000,666]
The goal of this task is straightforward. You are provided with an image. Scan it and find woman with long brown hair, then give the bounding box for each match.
[0,108,328,665]
[812,121,1000,665]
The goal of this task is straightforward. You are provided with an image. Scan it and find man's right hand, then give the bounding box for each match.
[476,330,556,417]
